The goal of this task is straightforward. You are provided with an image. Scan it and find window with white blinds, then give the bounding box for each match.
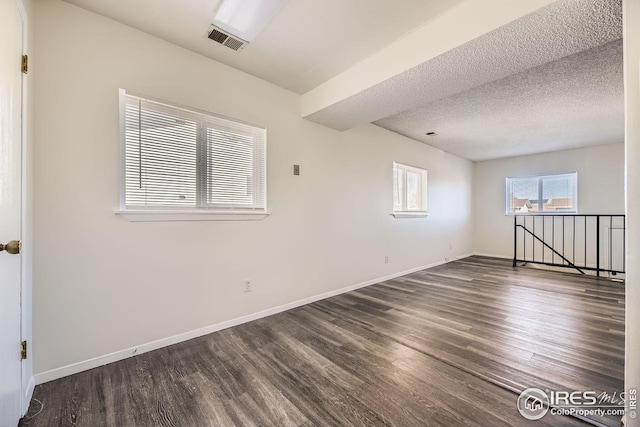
[120,91,266,212]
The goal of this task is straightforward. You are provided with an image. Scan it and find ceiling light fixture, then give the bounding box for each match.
[213,0,289,42]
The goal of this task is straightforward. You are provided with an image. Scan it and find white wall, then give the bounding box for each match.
[624,0,640,425]
[473,143,625,258]
[32,0,473,378]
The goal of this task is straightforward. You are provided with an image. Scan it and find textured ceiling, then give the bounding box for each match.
[61,0,624,161]
[61,0,465,94]
[375,39,624,161]
[305,0,623,134]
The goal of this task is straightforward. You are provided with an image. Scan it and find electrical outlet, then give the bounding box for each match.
[449,243,453,251]
[384,255,389,264]
[243,279,252,293]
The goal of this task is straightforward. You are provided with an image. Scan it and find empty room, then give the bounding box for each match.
[1,0,640,426]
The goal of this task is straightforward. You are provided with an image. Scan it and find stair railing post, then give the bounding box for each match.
[596,215,600,277]
[513,215,517,267]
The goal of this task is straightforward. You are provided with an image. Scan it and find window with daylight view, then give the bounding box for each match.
[393,162,428,217]
[119,90,266,218]
[506,172,577,214]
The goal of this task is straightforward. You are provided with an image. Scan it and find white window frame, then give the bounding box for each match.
[505,172,578,215]
[115,89,268,222]
[392,162,428,218]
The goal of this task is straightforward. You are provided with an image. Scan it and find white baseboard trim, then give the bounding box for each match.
[23,375,35,414]
[473,252,512,260]
[34,254,473,385]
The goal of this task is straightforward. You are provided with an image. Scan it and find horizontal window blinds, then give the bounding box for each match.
[123,93,266,210]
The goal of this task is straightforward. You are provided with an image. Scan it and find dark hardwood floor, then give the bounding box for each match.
[21,256,624,427]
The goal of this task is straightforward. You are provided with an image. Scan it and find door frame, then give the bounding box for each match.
[14,0,34,415]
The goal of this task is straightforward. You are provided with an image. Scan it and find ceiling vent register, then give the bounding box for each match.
[207,25,247,51]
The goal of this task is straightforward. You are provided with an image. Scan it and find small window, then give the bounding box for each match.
[506,172,577,214]
[119,90,266,217]
[393,162,427,217]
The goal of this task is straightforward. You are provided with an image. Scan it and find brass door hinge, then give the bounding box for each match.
[21,341,27,360]
[22,55,28,74]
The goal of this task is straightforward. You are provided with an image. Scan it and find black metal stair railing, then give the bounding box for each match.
[513,214,625,276]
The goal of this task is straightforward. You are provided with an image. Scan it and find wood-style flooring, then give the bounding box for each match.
[20,256,624,427]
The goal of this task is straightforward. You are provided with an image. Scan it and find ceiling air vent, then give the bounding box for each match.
[207,25,247,52]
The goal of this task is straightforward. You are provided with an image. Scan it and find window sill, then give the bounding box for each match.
[505,212,577,216]
[115,210,270,222]
[391,212,429,218]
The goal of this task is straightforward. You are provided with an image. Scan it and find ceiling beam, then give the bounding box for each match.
[300,0,556,129]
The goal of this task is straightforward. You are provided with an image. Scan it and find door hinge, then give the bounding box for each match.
[22,55,28,74]
[21,341,27,360]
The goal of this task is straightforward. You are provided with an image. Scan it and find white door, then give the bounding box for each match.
[0,0,24,425]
